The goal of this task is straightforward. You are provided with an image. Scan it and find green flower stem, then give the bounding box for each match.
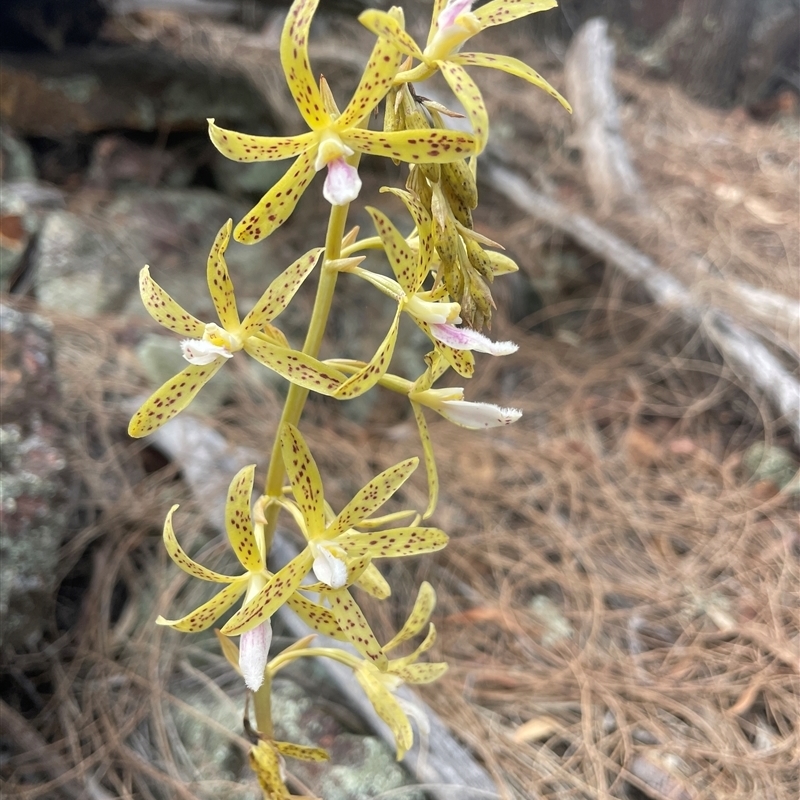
[261,198,351,537]
[269,646,358,677]
[253,670,273,738]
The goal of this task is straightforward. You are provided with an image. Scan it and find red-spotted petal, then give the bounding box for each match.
[333,305,401,399]
[128,361,226,438]
[225,465,263,572]
[452,51,571,111]
[437,59,489,150]
[355,667,412,758]
[162,504,241,583]
[328,589,388,669]
[240,247,324,336]
[221,549,314,635]
[393,660,448,685]
[380,187,434,282]
[327,457,418,539]
[366,207,418,294]
[156,579,247,632]
[243,339,345,396]
[208,119,318,162]
[206,219,239,331]
[234,149,317,244]
[280,0,330,129]
[411,402,439,520]
[285,593,347,640]
[385,581,436,651]
[358,9,425,60]
[355,563,392,599]
[339,33,402,129]
[473,0,557,29]
[274,741,330,762]
[139,266,205,337]
[337,526,449,559]
[345,127,479,164]
[280,424,326,537]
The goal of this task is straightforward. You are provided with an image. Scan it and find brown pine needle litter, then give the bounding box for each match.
[2,15,798,800]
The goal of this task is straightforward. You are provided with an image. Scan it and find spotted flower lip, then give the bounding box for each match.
[207,0,483,244]
[128,219,345,438]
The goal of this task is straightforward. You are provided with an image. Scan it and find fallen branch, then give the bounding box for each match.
[564,18,643,213]
[483,159,800,442]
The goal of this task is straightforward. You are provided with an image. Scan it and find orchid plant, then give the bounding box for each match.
[130,0,568,795]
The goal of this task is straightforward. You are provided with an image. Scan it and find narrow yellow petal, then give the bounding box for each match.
[385,582,436,651]
[206,219,239,332]
[393,622,437,669]
[427,0,450,47]
[243,339,345,396]
[329,589,388,670]
[355,667,413,759]
[213,629,242,675]
[333,305,402,399]
[163,504,241,583]
[473,0,558,29]
[354,562,391,599]
[274,741,330,762]
[436,60,489,150]
[284,593,347,640]
[208,119,318,162]
[240,247,324,336]
[128,361,226,438]
[486,250,520,275]
[327,457,418,539]
[156,579,247,633]
[411,402,439,520]
[280,424,326,536]
[221,550,314,635]
[139,266,205,337]
[366,207,418,295]
[452,51,571,111]
[279,0,330,129]
[225,465,263,573]
[249,742,291,799]
[358,9,424,61]
[345,128,479,164]
[338,526,448,559]
[234,148,317,244]
[338,33,402,129]
[380,187,434,282]
[393,660,448,685]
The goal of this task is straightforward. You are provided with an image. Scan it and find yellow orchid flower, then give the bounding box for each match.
[128,219,346,438]
[156,464,313,692]
[208,0,483,244]
[359,0,571,148]
[225,423,448,669]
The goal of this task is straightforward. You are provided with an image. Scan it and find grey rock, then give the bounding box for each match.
[0,127,37,182]
[272,678,424,800]
[33,188,270,319]
[743,442,799,491]
[0,305,68,649]
[0,180,65,289]
[0,47,276,137]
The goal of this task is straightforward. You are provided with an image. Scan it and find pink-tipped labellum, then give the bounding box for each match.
[239,620,272,691]
[429,323,518,355]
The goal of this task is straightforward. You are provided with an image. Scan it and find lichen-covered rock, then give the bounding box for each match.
[0,305,68,649]
[272,678,424,800]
